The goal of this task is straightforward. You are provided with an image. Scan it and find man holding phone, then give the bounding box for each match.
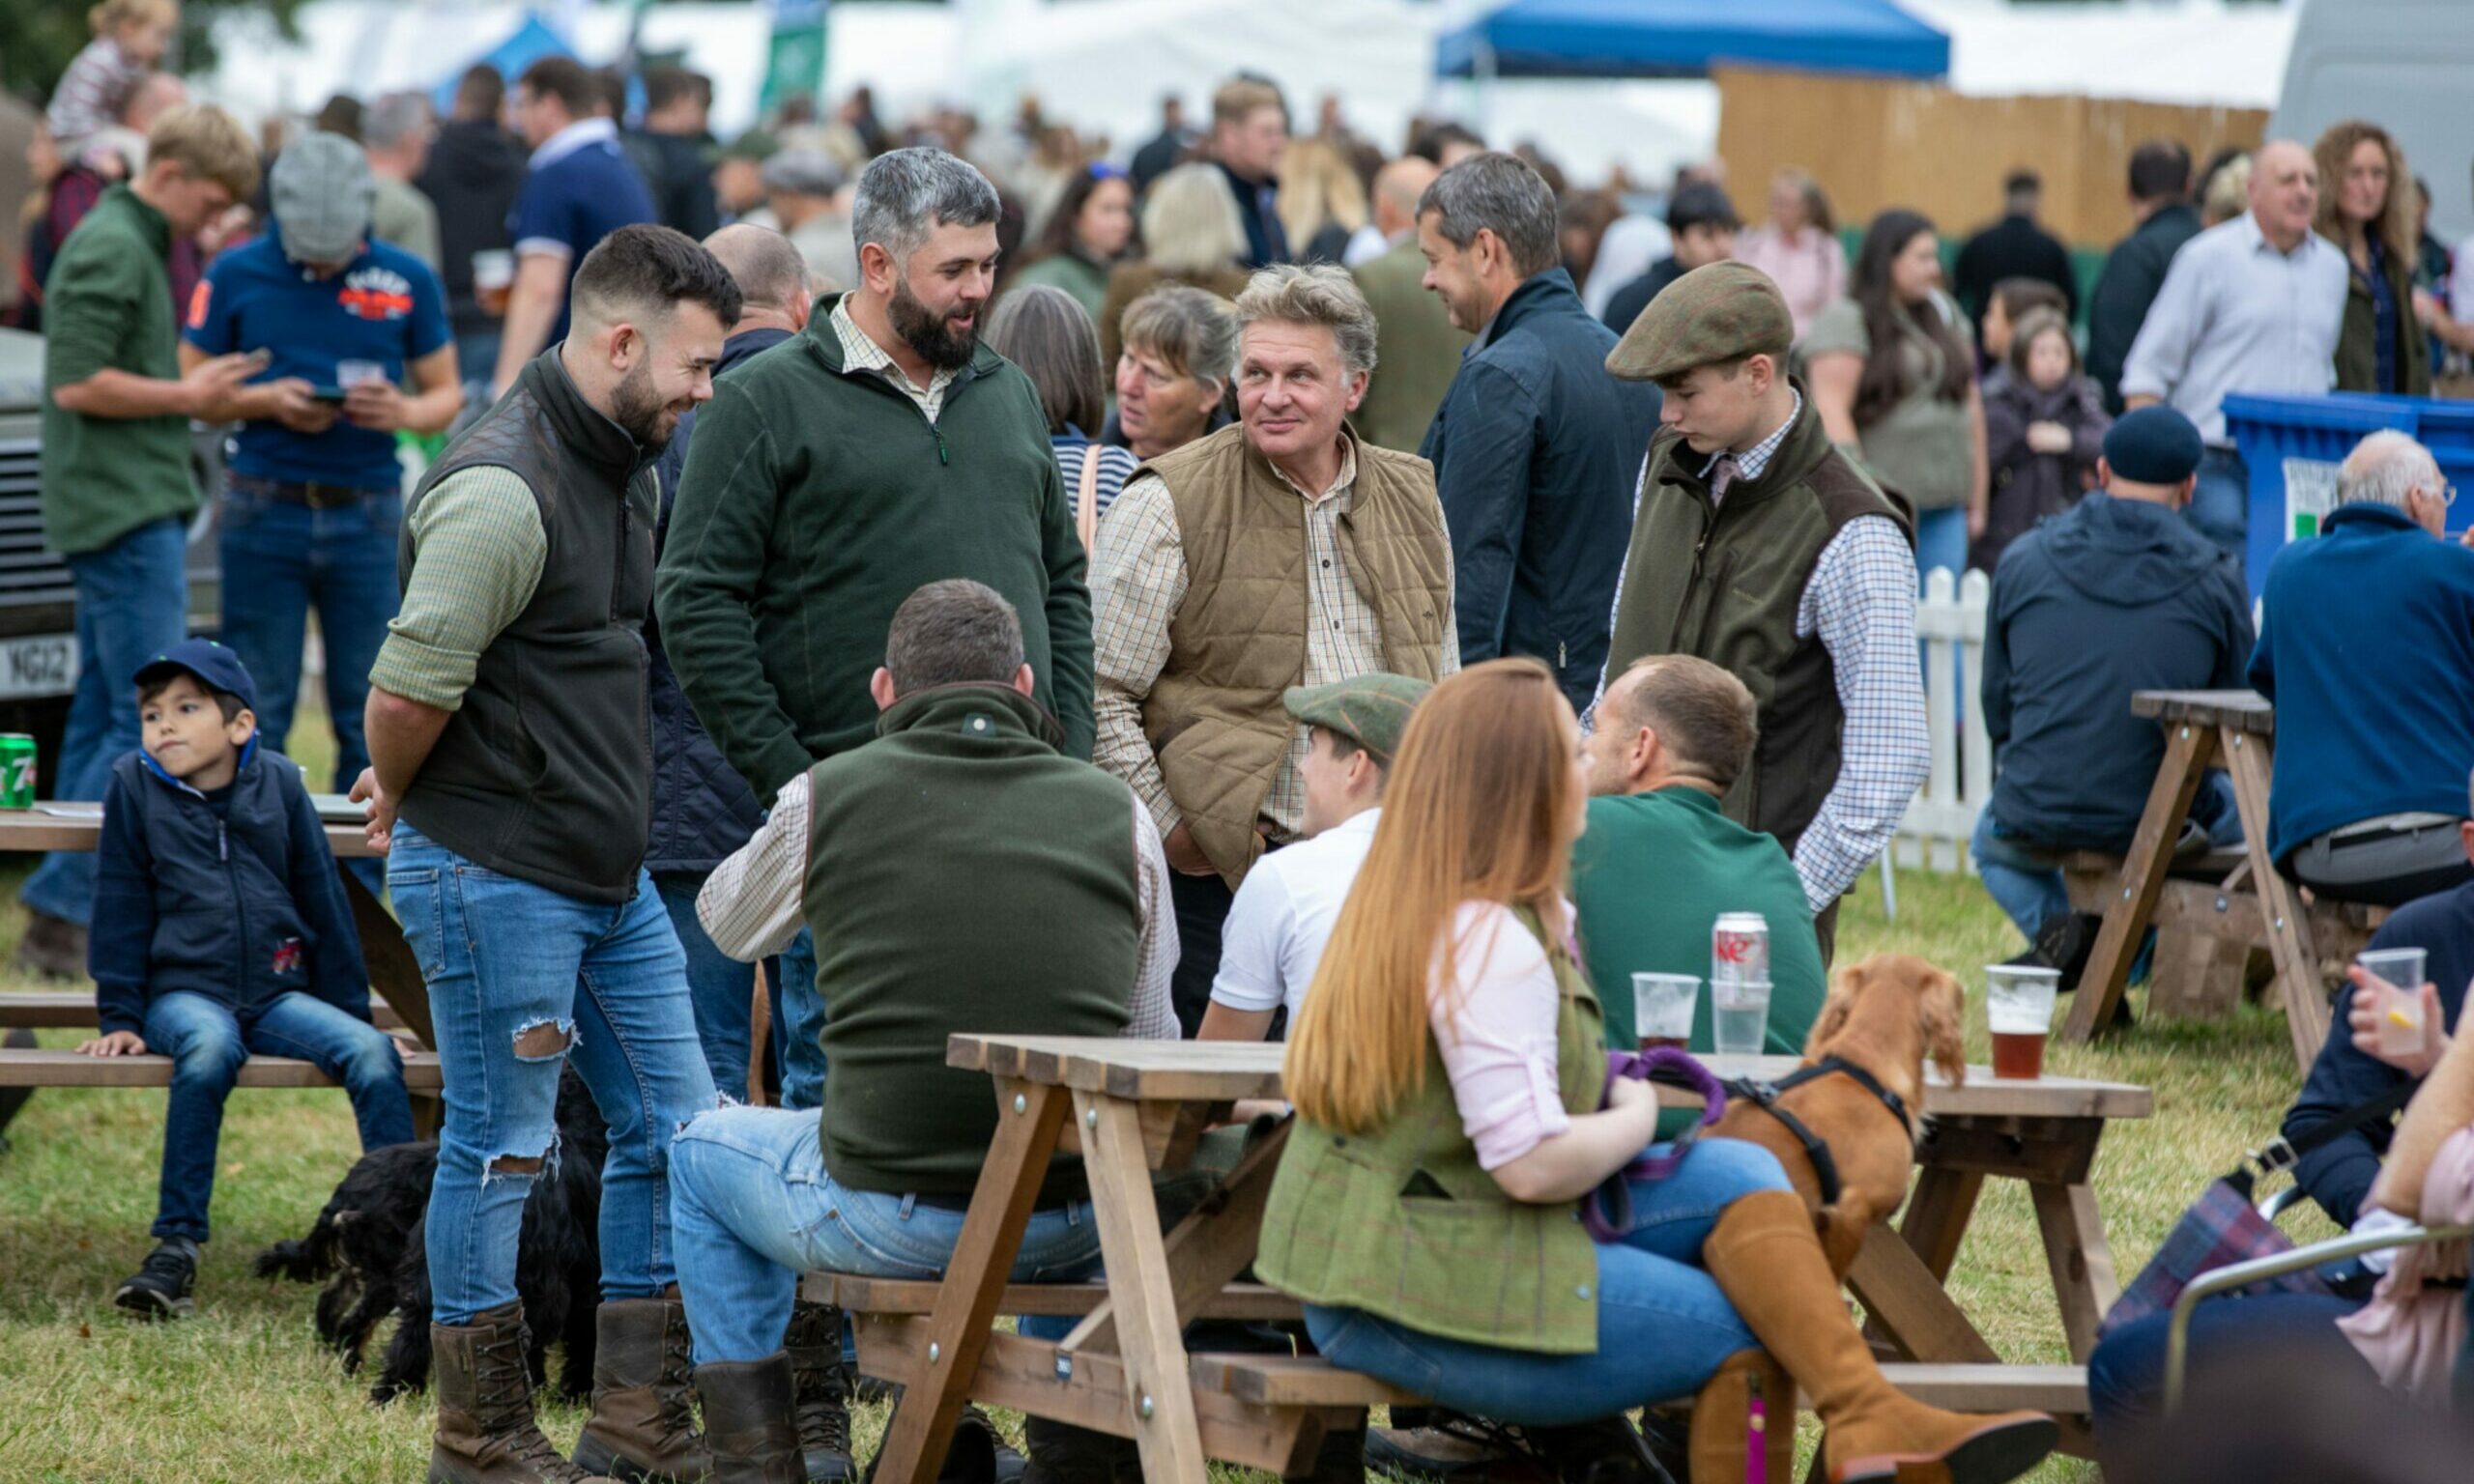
[181,131,461,798]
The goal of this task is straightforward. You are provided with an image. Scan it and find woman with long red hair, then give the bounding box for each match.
[1255,659,2056,1483]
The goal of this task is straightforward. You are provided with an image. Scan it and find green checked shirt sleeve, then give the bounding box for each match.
[369,467,547,710]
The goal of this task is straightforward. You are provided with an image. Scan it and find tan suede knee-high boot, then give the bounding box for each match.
[1700,1191,2057,1484]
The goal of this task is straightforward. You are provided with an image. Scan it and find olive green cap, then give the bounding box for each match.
[1604,261,1796,382]
[1282,672,1432,766]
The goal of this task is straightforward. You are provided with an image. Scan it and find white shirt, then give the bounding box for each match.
[2453,233,2474,324]
[1209,807,1382,1022]
[2118,212,2348,445]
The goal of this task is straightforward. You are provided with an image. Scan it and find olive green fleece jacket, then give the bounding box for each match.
[655,297,1097,800]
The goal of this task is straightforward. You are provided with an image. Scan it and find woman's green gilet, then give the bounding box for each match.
[1256,905,1610,1354]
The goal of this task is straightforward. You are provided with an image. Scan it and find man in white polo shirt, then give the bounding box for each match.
[1197,672,1429,1042]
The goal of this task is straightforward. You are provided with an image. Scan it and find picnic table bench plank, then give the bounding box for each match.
[801,1274,1302,1321]
[0,1046,441,1089]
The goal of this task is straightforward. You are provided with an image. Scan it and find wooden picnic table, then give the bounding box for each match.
[2056,691,2337,1069]
[853,1036,2150,1482]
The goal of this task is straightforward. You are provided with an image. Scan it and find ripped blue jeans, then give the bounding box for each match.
[388,823,718,1326]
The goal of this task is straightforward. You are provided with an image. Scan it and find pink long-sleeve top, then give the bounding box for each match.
[1429,899,1581,1171]
[1738,225,1848,342]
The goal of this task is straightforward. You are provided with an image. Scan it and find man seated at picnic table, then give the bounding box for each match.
[1194,672,1429,1046]
[675,579,1179,1484]
[2086,785,2474,1437]
[1971,405,2254,971]
[2250,430,2474,907]
[1572,653,1826,1053]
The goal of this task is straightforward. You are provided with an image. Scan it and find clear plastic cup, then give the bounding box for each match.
[336,358,388,388]
[1985,964,2062,1079]
[1711,980,1771,1056]
[475,249,515,316]
[1631,973,1699,1051]
[2358,947,2430,1059]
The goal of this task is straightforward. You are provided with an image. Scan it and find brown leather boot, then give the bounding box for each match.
[783,1300,855,1482]
[1700,1191,2057,1484]
[572,1293,713,1483]
[431,1301,613,1484]
[695,1353,803,1484]
[1688,1351,1798,1483]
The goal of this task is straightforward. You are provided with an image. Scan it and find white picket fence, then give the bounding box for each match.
[1894,567,1994,873]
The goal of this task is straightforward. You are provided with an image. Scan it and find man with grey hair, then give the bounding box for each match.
[760,149,857,294]
[2251,428,2474,906]
[661,145,1095,864]
[1094,262,1456,1034]
[361,92,442,271]
[1416,151,1660,708]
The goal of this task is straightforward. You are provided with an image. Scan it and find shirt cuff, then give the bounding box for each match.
[366,635,475,712]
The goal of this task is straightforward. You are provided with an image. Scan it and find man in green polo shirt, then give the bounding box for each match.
[1572,652,1827,1053]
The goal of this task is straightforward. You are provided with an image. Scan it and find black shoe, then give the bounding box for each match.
[2028,912,2103,993]
[14,909,87,981]
[115,1240,197,1320]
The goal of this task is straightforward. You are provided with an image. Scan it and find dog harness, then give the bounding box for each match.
[1723,1055,1917,1208]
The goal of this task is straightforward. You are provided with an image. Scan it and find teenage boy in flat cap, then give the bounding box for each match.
[1597,261,1928,959]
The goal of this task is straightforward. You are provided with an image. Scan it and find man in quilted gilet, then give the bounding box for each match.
[1092,263,1457,1034]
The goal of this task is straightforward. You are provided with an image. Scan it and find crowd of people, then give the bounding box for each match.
[20,5,2474,1480]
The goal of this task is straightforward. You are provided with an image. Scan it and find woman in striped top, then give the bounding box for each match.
[986,284,1137,547]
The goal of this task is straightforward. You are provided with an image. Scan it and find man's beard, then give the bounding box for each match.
[889,271,978,372]
[610,360,677,449]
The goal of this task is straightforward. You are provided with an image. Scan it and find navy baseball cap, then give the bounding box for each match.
[2103,405,2205,485]
[133,638,258,712]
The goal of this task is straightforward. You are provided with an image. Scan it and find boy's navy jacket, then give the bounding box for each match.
[90,738,371,1038]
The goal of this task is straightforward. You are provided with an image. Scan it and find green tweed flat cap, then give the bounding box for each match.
[1605,261,1796,382]
[1283,673,1433,765]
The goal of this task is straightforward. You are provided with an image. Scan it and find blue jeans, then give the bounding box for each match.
[216,477,402,792]
[388,823,718,1325]
[2087,1290,2369,1439]
[1913,504,1969,584]
[143,988,414,1241]
[772,928,827,1111]
[1303,1138,1787,1426]
[669,1103,1108,1364]
[1972,775,2242,946]
[22,518,189,925]
[2192,446,2249,574]
[655,870,797,1105]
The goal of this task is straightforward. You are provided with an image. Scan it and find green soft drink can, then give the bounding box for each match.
[0,734,34,809]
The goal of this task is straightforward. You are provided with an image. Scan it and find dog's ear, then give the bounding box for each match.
[1921,965,1968,1087]
[1804,958,1864,1057]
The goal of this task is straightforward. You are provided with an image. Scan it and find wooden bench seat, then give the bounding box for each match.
[804,1272,1302,1321]
[0,1046,442,1090]
[0,991,407,1033]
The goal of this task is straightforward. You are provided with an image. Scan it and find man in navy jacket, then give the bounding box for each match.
[2252,430,2474,906]
[1416,153,1661,710]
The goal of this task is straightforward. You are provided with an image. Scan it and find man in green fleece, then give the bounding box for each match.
[1571,652,1827,1054]
[16,103,262,978]
[656,146,1095,805]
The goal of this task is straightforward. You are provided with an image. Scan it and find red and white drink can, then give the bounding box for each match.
[1712,912,1770,990]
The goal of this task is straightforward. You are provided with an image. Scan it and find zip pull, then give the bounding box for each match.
[216,821,228,863]
[933,423,949,466]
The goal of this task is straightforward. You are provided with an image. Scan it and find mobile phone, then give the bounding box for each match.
[308,385,348,404]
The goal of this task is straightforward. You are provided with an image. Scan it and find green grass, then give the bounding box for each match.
[0,714,2326,1478]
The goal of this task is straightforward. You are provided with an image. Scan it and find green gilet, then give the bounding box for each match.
[1601,384,1910,854]
[1256,905,1609,1354]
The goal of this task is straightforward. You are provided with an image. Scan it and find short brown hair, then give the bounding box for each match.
[1615,655,1758,788]
[1118,282,1238,387]
[138,673,248,724]
[985,284,1106,438]
[1991,276,2066,328]
[146,103,260,202]
[1212,78,1284,131]
[518,56,598,121]
[885,580,1024,696]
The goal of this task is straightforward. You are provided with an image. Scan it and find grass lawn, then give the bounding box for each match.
[0,714,2338,1481]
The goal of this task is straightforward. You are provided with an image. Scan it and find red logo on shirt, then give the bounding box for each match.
[273,937,303,976]
[187,279,212,330]
[337,265,414,321]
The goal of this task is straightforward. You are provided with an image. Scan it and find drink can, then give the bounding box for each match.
[0,733,36,809]
[1712,912,1769,990]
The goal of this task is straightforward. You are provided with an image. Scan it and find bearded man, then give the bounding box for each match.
[659,147,1097,802]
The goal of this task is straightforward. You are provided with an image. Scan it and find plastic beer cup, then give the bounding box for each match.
[1985,964,2061,1079]
[1631,973,1699,1051]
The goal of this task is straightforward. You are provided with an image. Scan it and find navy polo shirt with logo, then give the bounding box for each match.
[183,234,451,489]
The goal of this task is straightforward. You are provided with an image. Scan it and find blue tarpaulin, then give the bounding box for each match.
[430,13,577,115]
[1435,0,1951,81]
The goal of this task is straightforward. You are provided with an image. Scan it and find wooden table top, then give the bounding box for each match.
[2130,689,2273,735]
[947,1036,2153,1120]
[0,807,381,859]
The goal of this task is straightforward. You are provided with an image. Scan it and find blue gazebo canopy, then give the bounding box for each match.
[1435,0,1951,81]
[431,13,577,114]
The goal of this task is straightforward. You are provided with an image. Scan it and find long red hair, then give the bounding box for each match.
[1284,659,1581,1135]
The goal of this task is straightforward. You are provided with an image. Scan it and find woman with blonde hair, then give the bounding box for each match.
[2314,120,2429,394]
[1277,136,1369,266]
[1257,658,2057,1484]
[1097,162,1252,364]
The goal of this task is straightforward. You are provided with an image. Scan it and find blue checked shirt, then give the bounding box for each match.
[1598,390,1929,911]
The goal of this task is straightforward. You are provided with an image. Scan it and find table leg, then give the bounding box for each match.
[1846,1225,2001,1364]
[2062,722,2214,1043]
[2028,1181,2119,1363]
[2221,730,2328,1070]
[873,1078,1069,1484]
[1065,1116,1290,1356]
[1899,1166,1984,1281]
[1074,1090,1210,1484]
[342,865,434,1052]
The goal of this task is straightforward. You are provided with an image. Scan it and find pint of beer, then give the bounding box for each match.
[475,250,515,318]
